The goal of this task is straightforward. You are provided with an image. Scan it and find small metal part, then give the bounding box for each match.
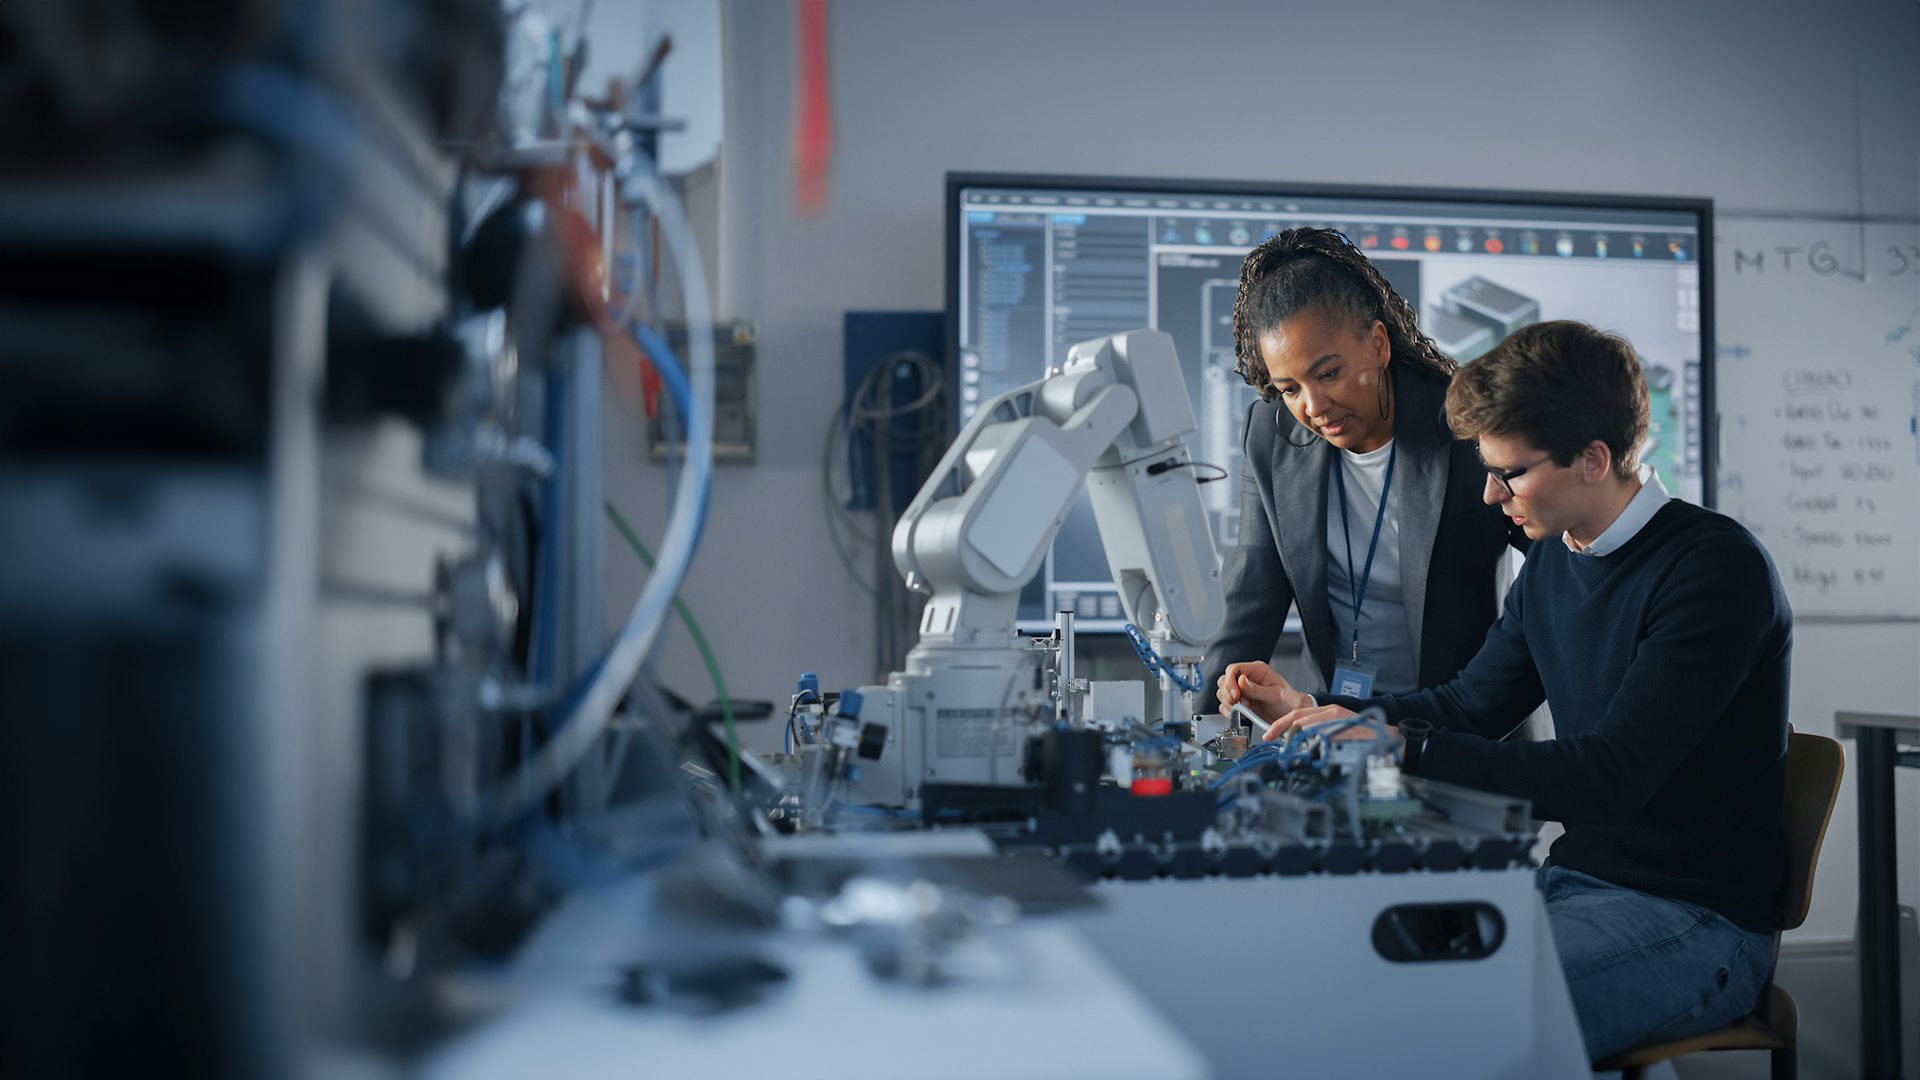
[1200,827,1227,858]
[1364,755,1404,799]
[1229,702,1273,741]
[1402,777,1532,838]
[1129,748,1172,796]
[1257,789,1332,843]
[1055,609,1076,726]
[437,549,519,659]
[1131,749,1171,779]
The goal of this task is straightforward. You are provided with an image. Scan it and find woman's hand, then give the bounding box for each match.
[1216,661,1314,724]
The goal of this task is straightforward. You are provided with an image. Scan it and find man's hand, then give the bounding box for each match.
[1216,661,1314,725]
[1260,703,1356,741]
[1261,707,1404,760]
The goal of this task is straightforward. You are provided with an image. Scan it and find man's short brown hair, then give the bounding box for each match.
[1444,320,1650,480]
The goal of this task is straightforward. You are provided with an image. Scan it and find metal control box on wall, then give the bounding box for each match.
[648,320,757,461]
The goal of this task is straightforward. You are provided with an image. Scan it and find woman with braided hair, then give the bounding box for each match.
[1210,227,1527,724]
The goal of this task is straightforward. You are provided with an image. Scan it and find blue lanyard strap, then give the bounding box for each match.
[1334,441,1396,663]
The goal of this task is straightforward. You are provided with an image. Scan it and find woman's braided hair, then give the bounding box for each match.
[1231,227,1458,402]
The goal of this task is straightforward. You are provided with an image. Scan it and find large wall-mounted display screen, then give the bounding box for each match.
[948,173,1713,631]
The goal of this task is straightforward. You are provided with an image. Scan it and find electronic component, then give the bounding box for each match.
[649,320,757,461]
[1439,276,1542,340]
[1424,306,1499,362]
[1227,702,1272,742]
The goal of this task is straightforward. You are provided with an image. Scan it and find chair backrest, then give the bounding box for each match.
[1778,731,1845,931]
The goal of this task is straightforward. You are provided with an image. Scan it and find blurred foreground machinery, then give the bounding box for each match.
[0,2,726,1075]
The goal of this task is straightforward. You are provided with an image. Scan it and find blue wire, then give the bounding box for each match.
[1208,745,1286,790]
[1207,727,1332,791]
[1311,719,1361,740]
[473,651,614,835]
[627,321,692,422]
[1207,713,1394,802]
[786,690,822,755]
[483,327,701,830]
[475,188,719,831]
[531,367,567,689]
[1123,623,1203,693]
[625,320,709,553]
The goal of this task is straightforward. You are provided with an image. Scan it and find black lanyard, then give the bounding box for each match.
[1333,441,1396,663]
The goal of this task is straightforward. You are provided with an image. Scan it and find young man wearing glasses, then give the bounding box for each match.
[1224,320,1792,1063]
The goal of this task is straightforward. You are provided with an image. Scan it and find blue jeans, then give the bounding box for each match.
[1538,865,1775,1062]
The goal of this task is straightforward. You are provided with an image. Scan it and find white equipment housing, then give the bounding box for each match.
[850,330,1226,805]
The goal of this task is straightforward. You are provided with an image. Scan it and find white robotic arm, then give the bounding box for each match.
[892,328,1225,654]
[830,330,1225,807]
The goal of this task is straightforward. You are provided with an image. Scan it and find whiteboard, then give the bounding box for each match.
[1714,218,1920,620]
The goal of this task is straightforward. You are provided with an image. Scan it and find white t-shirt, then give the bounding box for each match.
[1324,439,1419,694]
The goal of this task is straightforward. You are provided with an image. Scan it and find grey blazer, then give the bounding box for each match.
[1203,368,1527,696]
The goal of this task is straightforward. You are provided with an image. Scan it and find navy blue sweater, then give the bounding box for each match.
[1332,500,1792,932]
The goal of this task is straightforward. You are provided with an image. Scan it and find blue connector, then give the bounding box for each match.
[797,672,821,697]
[837,688,864,719]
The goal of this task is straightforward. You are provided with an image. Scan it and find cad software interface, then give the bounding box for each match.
[954,179,1706,631]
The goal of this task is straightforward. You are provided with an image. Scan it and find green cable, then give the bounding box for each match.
[604,500,740,793]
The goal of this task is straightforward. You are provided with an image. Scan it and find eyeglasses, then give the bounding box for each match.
[1480,452,1555,497]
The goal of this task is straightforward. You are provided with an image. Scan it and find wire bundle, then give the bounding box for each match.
[1208,708,1396,809]
[784,689,822,756]
[480,147,715,830]
[1122,623,1203,693]
[822,351,947,676]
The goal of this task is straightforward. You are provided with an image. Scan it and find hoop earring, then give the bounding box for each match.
[1277,407,1319,448]
[1376,367,1394,421]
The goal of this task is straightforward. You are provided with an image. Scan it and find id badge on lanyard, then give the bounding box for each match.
[1332,443,1394,700]
[1331,655,1376,699]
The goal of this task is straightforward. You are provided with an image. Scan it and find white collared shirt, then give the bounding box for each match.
[1566,464,1670,557]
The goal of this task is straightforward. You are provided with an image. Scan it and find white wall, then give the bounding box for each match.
[528,0,724,174]
[600,0,1920,942]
